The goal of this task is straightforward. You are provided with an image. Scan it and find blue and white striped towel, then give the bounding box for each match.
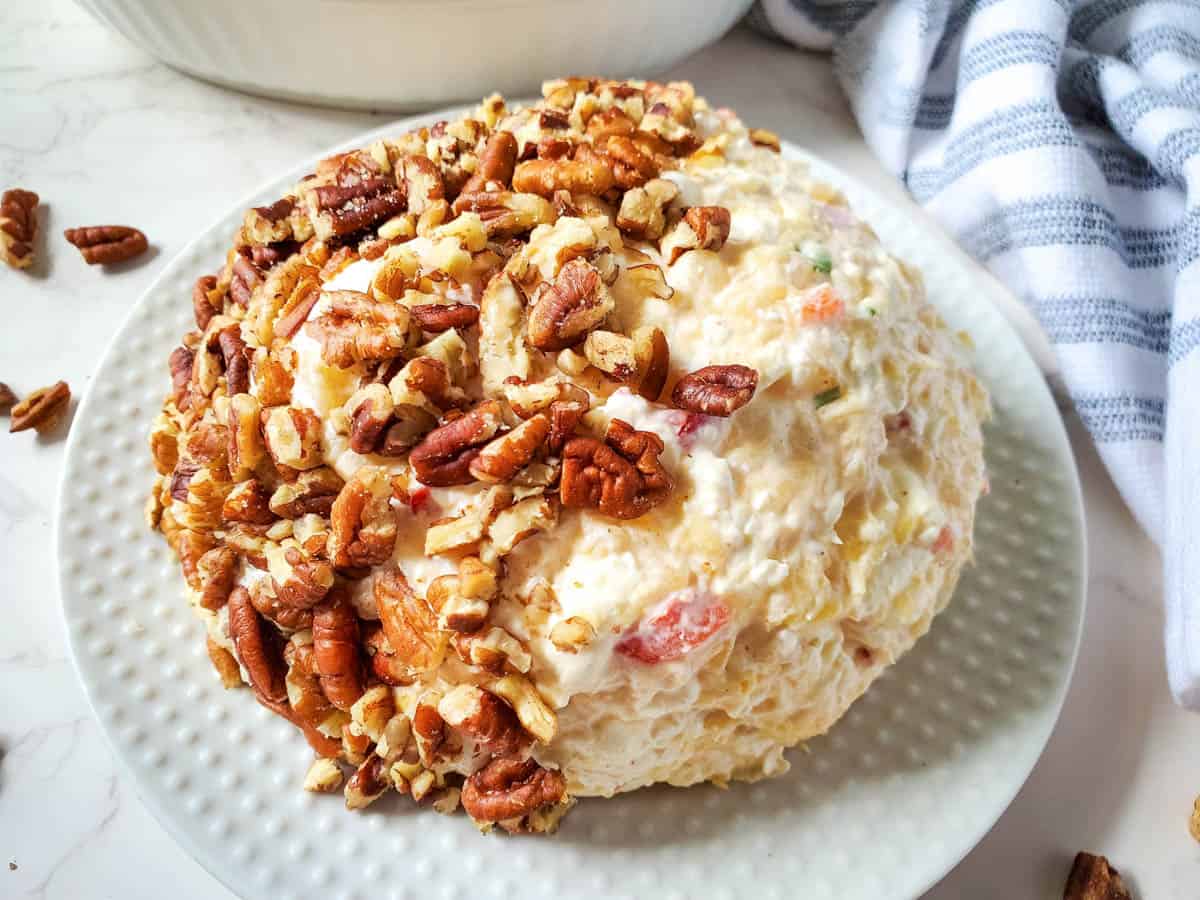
[749,0,1200,708]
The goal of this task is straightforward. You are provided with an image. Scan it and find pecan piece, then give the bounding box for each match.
[346,383,394,454]
[632,325,670,401]
[269,466,343,518]
[216,325,250,396]
[168,346,194,408]
[344,755,390,810]
[222,479,274,525]
[227,586,286,703]
[205,637,243,689]
[364,627,410,686]
[616,178,678,240]
[469,414,550,484]
[196,545,238,611]
[226,393,265,475]
[583,330,637,380]
[63,225,148,265]
[374,567,446,678]
[749,128,782,152]
[457,131,519,197]
[0,382,18,411]
[427,556,498,632]
[661,206,731,264]
[9,381,70,434]
[671,364,758,416]
[454,191,556,238]
[461,757,566,825]
[0,188,38,269]
[526,258,615,351]
[399,155,445,216]
[248,578,314,631]
[312,590,365,711]
[438,685,528,757]
[266,543,334,608]
[410,303,480,333]
[1063,852,1131,900]
[261,405,324,470]
[327,465,397,569]
[409,399,506,486]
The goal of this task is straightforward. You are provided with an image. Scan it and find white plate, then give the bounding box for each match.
[57,111,1086,900]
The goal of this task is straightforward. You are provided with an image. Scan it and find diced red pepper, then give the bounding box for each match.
[408,486,433,515]
[616,590,731,664]
[801,285,845,323]
[932,525,954,554]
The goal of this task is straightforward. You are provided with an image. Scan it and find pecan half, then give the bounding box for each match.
[374,567,446,678]
[468,131,519,193]
[248,578,313,631]
[307,160,405,240]
[526,258,614,351]
[364,626,410,686]
[267,543,334,608]
[192,275,221,330]
[561,419,672,519]
[0,382,18,411]
[409,400,505,486]
[305,290,412,368]
[327,465,397,569]
[168,346,194,408]
[461,757,566,825]
[312,590,365,711]
[671,364,758,416]
[63,225,148,265]
[410,303,480,333]
[221,479,274,525]
[217,325,250,396]
[9,381,70,434]
[0,188,38,269]
[469,414,550,484]
[512,154,615,197]
[227,586,286,703]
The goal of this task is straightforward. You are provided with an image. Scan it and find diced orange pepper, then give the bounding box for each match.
[801,285,845,323]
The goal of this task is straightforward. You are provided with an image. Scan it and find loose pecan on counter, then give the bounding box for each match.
[9,381,70,434]
[0,383,17,411]
[671,364,758,416]
[1,188,38,269]
[63,225,148,265]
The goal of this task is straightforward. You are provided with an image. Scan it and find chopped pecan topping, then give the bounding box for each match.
[205,637,243,689]
[602,135,660,189]
[469,414,550,484]
[561,419,672,519]
[192,275,221,330]
[266,542,334,608]
[632,325,670,401]
[662,206,731,264]
[168,346,194,409]
[251,347,294,407]
[228,586,287,703]
[272,275,322,340]
[216,325,250,396]
[409,400,506,486]
[261,405,324,470]
[344,756,390,810]
[484,494,557,559]
[63,225,148,265]
[221,479,274,525]
[269,467,343,518]
[586,107,636,142]
[247,578,314,631]
[305,290,413,368]
[346,383,394,454]
[427,556,498,633]
[424,485,513,556]
[438,685,528,757]
[457,131,519,198]
[454,191,556,238]
[226,393,265,474]
[0,188,38,269]
[583,330,638,380]
[550,616,596,653]
[9,381,70,434]
[616,178,678,240]
[526,258,615,351]
[400,156,445,216]
[671,364,758,416]
[327,465,397,569]
[461,757,566,826]
[374,567,446,678]
[364,626,410,685]
[196,545,238,611]
[229,252,263,307]
[547,393,589,454]
[312,590,365,711]
[410,303,480,333]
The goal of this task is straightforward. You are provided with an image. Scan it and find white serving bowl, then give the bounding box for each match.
[76,0,753,111]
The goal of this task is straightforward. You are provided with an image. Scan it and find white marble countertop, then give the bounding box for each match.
[2,3,1198,898]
